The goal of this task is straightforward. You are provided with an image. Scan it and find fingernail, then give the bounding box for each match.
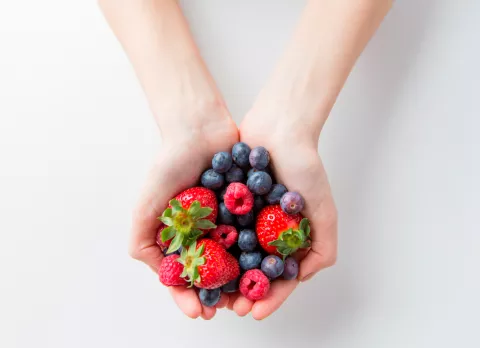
[301,273,314,282]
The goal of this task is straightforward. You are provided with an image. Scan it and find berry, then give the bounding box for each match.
[225,164,245,183]
[249,146,270,170]
[164,246,181,257]
[158,255,187,286]
[218,202,235,224]
[261,255,284,279]
[201,169,225,190]
[178,239,240,289]
[239,269,270,301]
[238,229,257,251]
[209,225,238,249]
[199,288,221,307]
[253,195,265,213]
[232,142,251,168]
[282,257,299,280]
[158,187,218,254]
[256,205,310,257]
[265,184,288,205]
[224,183,254,215]
[239,251,262,271]
[280,192,305,214]
[247,171,272,195]
[237,210,254,227]
[212,151,233,173]
[222,276,240,293]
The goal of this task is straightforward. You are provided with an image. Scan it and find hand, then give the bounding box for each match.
[128,102,238,319]
[232,108,338,320]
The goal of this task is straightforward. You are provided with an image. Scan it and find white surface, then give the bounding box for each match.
[0,1,479,347]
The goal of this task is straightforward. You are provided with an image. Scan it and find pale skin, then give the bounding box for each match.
[99,0,392,320]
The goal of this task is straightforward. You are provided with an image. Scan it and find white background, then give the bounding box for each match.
[1,1,479,347]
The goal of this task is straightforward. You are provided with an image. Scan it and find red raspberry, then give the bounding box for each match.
[209,225,238,249]
[224,183,254,215]
[158,255,187,286]
[239,269,270,300]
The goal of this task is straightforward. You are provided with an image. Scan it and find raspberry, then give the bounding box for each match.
[224,183,254,215]
[158,255,187,286]
[239,269,270,300]
[209,225,238,249]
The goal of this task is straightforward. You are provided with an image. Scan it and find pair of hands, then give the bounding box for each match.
[128,101,338,320]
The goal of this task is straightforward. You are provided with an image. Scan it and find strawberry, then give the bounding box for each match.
[158,255,187,286]
[158,187,218,254]
[256,205,311,257]
[178,239,240,289]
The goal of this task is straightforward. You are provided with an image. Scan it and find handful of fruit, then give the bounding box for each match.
[156,142,310,307]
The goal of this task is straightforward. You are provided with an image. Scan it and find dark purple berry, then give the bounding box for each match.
[201,169,224,190]
[225,164,245,183]
[238,229,257,251]
[232,142,251,168]
[253,195,265,213]
[247,171,272,195]
[217,187,227,202]
[218,202,235,224]
[261,255,284,279]
[280,192,305,214]
[212,151,233,173]
[265,184,288,205]
[282,257,299,280]
[222,276,240,293]
[239,251,262,271]
[236,210,254,227]
[249,146,270,170]
[199,288,221,307]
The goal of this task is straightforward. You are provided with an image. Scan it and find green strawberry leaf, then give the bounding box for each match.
[167,233,184,254]
[188,201,201,217]
[161,226,175,242]
[299,218,309,232]
[301,241,311,248]
[170,199,183,214]
[159,216,174,226]
[163,208,173,218]
[194,219,216,229]
[195,207,213,219]
[268,240,286,247]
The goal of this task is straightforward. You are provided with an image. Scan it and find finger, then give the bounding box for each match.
[227,292,240,310]
[169,286,202,319]
[251,279,299,320]
[201,305,217,320]
[299,238,337,281]
[215,293,229,309]
[233,295,254,317]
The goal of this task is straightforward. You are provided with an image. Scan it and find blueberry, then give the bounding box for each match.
[225,164,245,183]
[218,202,235,224]
[201,169,224,190]
[238,229,257,251]
[239,251,262,271]
[247,171,272,195]
[282,257,299,280]
[237,210,254,227]
[249,146,270,170]
[199,288,221,307]
[265,184,288,205]
[253,195,265,213]
[212,151,233,173]
[232,142,251,168]
[222,276,240,293]
[280,192,305,214]
[261,255,284,279]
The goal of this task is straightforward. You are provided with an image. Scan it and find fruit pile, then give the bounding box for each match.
[156,142,310,307]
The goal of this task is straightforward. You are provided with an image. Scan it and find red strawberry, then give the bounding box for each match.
[209,225,238,249]
[178,239,240,289]
[158,255,187,286]
[158,187,218,254]
[256,205,311,257]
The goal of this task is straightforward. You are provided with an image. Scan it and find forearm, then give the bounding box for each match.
[99,0,225,136]
[255,0,392,138]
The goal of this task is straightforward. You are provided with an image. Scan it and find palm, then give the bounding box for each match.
[234,121,338,319]
[129,117,238,319]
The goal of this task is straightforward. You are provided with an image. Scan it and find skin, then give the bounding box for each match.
[99,0,392,320]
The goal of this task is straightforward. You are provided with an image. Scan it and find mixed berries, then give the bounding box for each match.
[156,143,309,308]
